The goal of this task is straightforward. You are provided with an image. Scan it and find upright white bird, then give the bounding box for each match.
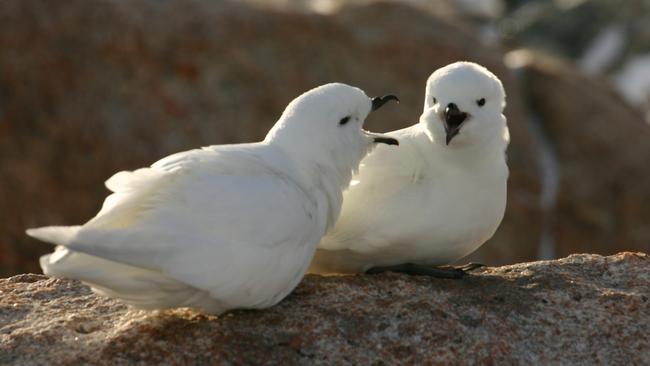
[310,62,509,278]
[27,83,399,313]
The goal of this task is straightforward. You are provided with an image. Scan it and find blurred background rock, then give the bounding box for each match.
[1,0,648,276]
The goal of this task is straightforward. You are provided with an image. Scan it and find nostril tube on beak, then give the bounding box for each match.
[444,103,468,145]
[444,103,467,129]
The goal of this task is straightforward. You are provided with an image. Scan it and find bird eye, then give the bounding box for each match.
[477,98,486,107]
[433,97,437,104]
[339,116,351,125]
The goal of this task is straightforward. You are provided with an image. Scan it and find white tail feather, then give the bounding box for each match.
[26,226,82,246]
[39,247,225,313]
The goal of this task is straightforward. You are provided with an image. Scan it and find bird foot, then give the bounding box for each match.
[365,262,484,279]
[444,262,485,272]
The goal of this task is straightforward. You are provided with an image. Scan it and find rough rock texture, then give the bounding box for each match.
[0,0,540,275]
[1,252,649,364]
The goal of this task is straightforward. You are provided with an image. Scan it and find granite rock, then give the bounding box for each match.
[1,252,649,365]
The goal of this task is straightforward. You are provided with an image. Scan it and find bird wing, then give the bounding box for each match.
[54,144,320,307]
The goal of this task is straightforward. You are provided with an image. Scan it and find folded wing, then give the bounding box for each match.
[29,145,321,309]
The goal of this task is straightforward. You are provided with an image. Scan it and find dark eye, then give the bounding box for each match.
[339,116,351,125]
[477,98,486,107]
[433,97,437,104]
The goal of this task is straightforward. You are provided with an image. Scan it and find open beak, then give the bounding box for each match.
[373,135,399,145]
[371,95,400,111]
[366,94,400,146]
[364,131,399,146]
[444,103,468,145]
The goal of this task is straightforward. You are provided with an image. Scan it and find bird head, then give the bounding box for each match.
[265,83,399,182]
[419,62,507,149]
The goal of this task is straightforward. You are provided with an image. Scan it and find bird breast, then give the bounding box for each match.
[406,162,508,264]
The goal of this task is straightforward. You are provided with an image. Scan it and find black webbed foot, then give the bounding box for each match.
[452,262,485,272]
[365,262,485,279]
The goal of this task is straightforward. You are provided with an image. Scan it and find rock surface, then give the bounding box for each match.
[1,252,649,365]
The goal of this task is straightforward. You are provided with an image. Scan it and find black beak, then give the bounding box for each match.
[371,95,400,111]
[444,103,467,145]
[373,136,399,146]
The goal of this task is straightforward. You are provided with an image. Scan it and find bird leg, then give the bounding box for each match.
[365,262,484,279]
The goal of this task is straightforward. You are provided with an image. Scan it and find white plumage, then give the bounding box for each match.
[27,83,398,313]
[310,62,510,274]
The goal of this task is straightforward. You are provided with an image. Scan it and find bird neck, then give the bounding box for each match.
[311,162,349,231]
[265,142,355,233]
[416,123,509,167]
[462,126,509,163]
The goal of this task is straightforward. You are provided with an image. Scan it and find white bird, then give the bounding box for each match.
[27,83,399,313]
[309,62,509,278]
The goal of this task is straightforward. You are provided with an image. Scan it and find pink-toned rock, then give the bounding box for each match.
[1,253,649,364]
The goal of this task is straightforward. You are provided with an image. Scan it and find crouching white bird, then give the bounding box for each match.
[310,62,509,278]
[27,83,399,313]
